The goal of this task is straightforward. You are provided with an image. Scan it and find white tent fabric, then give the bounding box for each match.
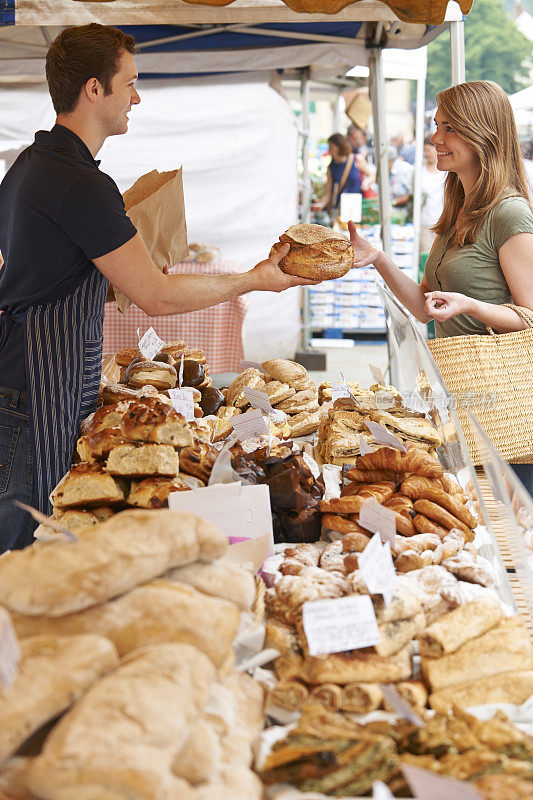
[0,74,302,362]
[16,0,402,25]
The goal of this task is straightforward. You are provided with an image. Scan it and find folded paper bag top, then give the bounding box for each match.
[114,168,189,314]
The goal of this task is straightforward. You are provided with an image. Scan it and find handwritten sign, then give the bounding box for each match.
[358,533,397,606]
[167,388,195,421]
[138,327,165,361]
[244,386,274,414]
[359,435,373,455]
[332,383,352,403]
[364,421,407,452]
[302,595,380,656]
[231,408,269,440]
[359,498,396,545]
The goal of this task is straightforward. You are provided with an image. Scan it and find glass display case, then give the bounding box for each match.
[375,281,527,615]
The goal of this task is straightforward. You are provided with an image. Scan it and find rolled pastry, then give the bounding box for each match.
[375,612,426,658]
[382,680,427,711]
[429,670,533,712]
[341,682,383,713]
[309,683,343,710]
[299,645,413,685]
[417,599,502,657]
[421,617,533,692]
[269,680,309,712]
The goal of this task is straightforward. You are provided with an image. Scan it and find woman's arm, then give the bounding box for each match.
[348,221,431,323]
[425,231,533,332]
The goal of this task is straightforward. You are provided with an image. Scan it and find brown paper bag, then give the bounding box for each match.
[114,168,189,313]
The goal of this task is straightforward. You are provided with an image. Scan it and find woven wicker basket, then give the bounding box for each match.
[427,305,533,466]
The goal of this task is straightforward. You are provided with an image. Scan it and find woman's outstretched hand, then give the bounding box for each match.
[348,220,382,268]
[424,290,473,321]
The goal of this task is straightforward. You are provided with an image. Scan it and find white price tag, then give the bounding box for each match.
[0,608,20,689]
[364,421,406,452]
[168,483,274,557]
[240,360,263,370]
[402,766,482,800]
[302,595,380,656]
[138,327,165,361]
[332,383,352,403]
[359,435,373,455]
[359,497,396,545]
[379,684,423,726]
[244,386,274,414]
[373,781,396,800]
[302,451,320,480]
[168,388,195,421]
[178,354,184,388]
[370,364,386,385]
[231,408,269,440]
[375,390,396,411]
[358,533,397,606]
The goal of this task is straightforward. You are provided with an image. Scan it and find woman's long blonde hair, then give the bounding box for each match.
[433,80,531,245]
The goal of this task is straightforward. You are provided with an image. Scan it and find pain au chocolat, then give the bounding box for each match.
[270,223,354,280]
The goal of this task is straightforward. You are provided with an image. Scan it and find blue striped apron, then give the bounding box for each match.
[18,268,109,514]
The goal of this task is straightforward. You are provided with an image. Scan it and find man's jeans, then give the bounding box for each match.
[0,389,37,553]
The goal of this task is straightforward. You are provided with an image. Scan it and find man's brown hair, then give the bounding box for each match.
[46,24,136,115]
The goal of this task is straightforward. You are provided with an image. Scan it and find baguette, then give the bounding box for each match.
[0,510,227,617]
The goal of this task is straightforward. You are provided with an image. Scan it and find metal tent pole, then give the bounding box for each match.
[450,17,466,85]
[411,48,427,299]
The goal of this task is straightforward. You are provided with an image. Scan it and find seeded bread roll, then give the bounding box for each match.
[270,223,354,280]
[126,360,177,391]
[120,400,193,447]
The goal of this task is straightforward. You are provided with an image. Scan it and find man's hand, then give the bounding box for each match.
[348,220,382,268]
[249,243,320,292]
[424,291,473,321]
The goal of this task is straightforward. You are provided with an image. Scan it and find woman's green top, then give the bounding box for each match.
[424,196,533,338]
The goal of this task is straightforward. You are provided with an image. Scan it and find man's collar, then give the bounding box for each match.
[48,124,101,166]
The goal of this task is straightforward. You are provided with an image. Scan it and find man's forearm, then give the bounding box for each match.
[373,251,431,323]
[150,270,257,316]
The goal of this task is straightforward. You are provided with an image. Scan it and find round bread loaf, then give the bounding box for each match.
[126,360,177,391]
[270,223,354,280]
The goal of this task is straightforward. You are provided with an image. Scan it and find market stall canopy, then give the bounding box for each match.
[2,0,471,29]
[0,11,461,80]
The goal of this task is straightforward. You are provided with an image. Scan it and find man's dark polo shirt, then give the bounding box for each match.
[0,124,136,389]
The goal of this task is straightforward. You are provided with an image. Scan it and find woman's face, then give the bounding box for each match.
[431,107,480,180]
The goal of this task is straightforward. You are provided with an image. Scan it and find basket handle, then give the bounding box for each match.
[486,303,533,335]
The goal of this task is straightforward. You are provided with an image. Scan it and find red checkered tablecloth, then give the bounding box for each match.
[103,260,248,374]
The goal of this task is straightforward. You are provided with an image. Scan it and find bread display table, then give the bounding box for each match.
[103,259,248,374]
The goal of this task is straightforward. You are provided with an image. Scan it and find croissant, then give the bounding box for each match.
[383,494,414,518]
[320,496,365,514]
[355,481,397,503]
[342,531,372,553]
[355,447,403,472]
[413,500,474,540]
[441,473,468,503]
[393,511,416,537]
[414,487,477,529]
[401,448,443,479]
[400,475,445,499]
[412,514,448,539]
[345,468,403,483]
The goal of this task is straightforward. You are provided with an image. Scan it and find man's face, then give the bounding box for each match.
[100,50,140,136]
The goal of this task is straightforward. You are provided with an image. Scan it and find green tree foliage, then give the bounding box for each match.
[426,0,532,104]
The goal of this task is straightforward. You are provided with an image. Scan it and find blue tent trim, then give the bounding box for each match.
[0,0,15,25]
[118,22,363,52]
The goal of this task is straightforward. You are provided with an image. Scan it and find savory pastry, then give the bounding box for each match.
[309,683,343,710]
[288,411,320,437]
[429,670,533,712]
[341,682,383,714]
[262,358,308,386]
[226,368,266,408]
[126,359,177,391]
[105,443,180,477]
[417,600,502,657]
[268,680,309,712]
[270,223,354,280]
[114,346,142,367]
[51,463,127,508]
